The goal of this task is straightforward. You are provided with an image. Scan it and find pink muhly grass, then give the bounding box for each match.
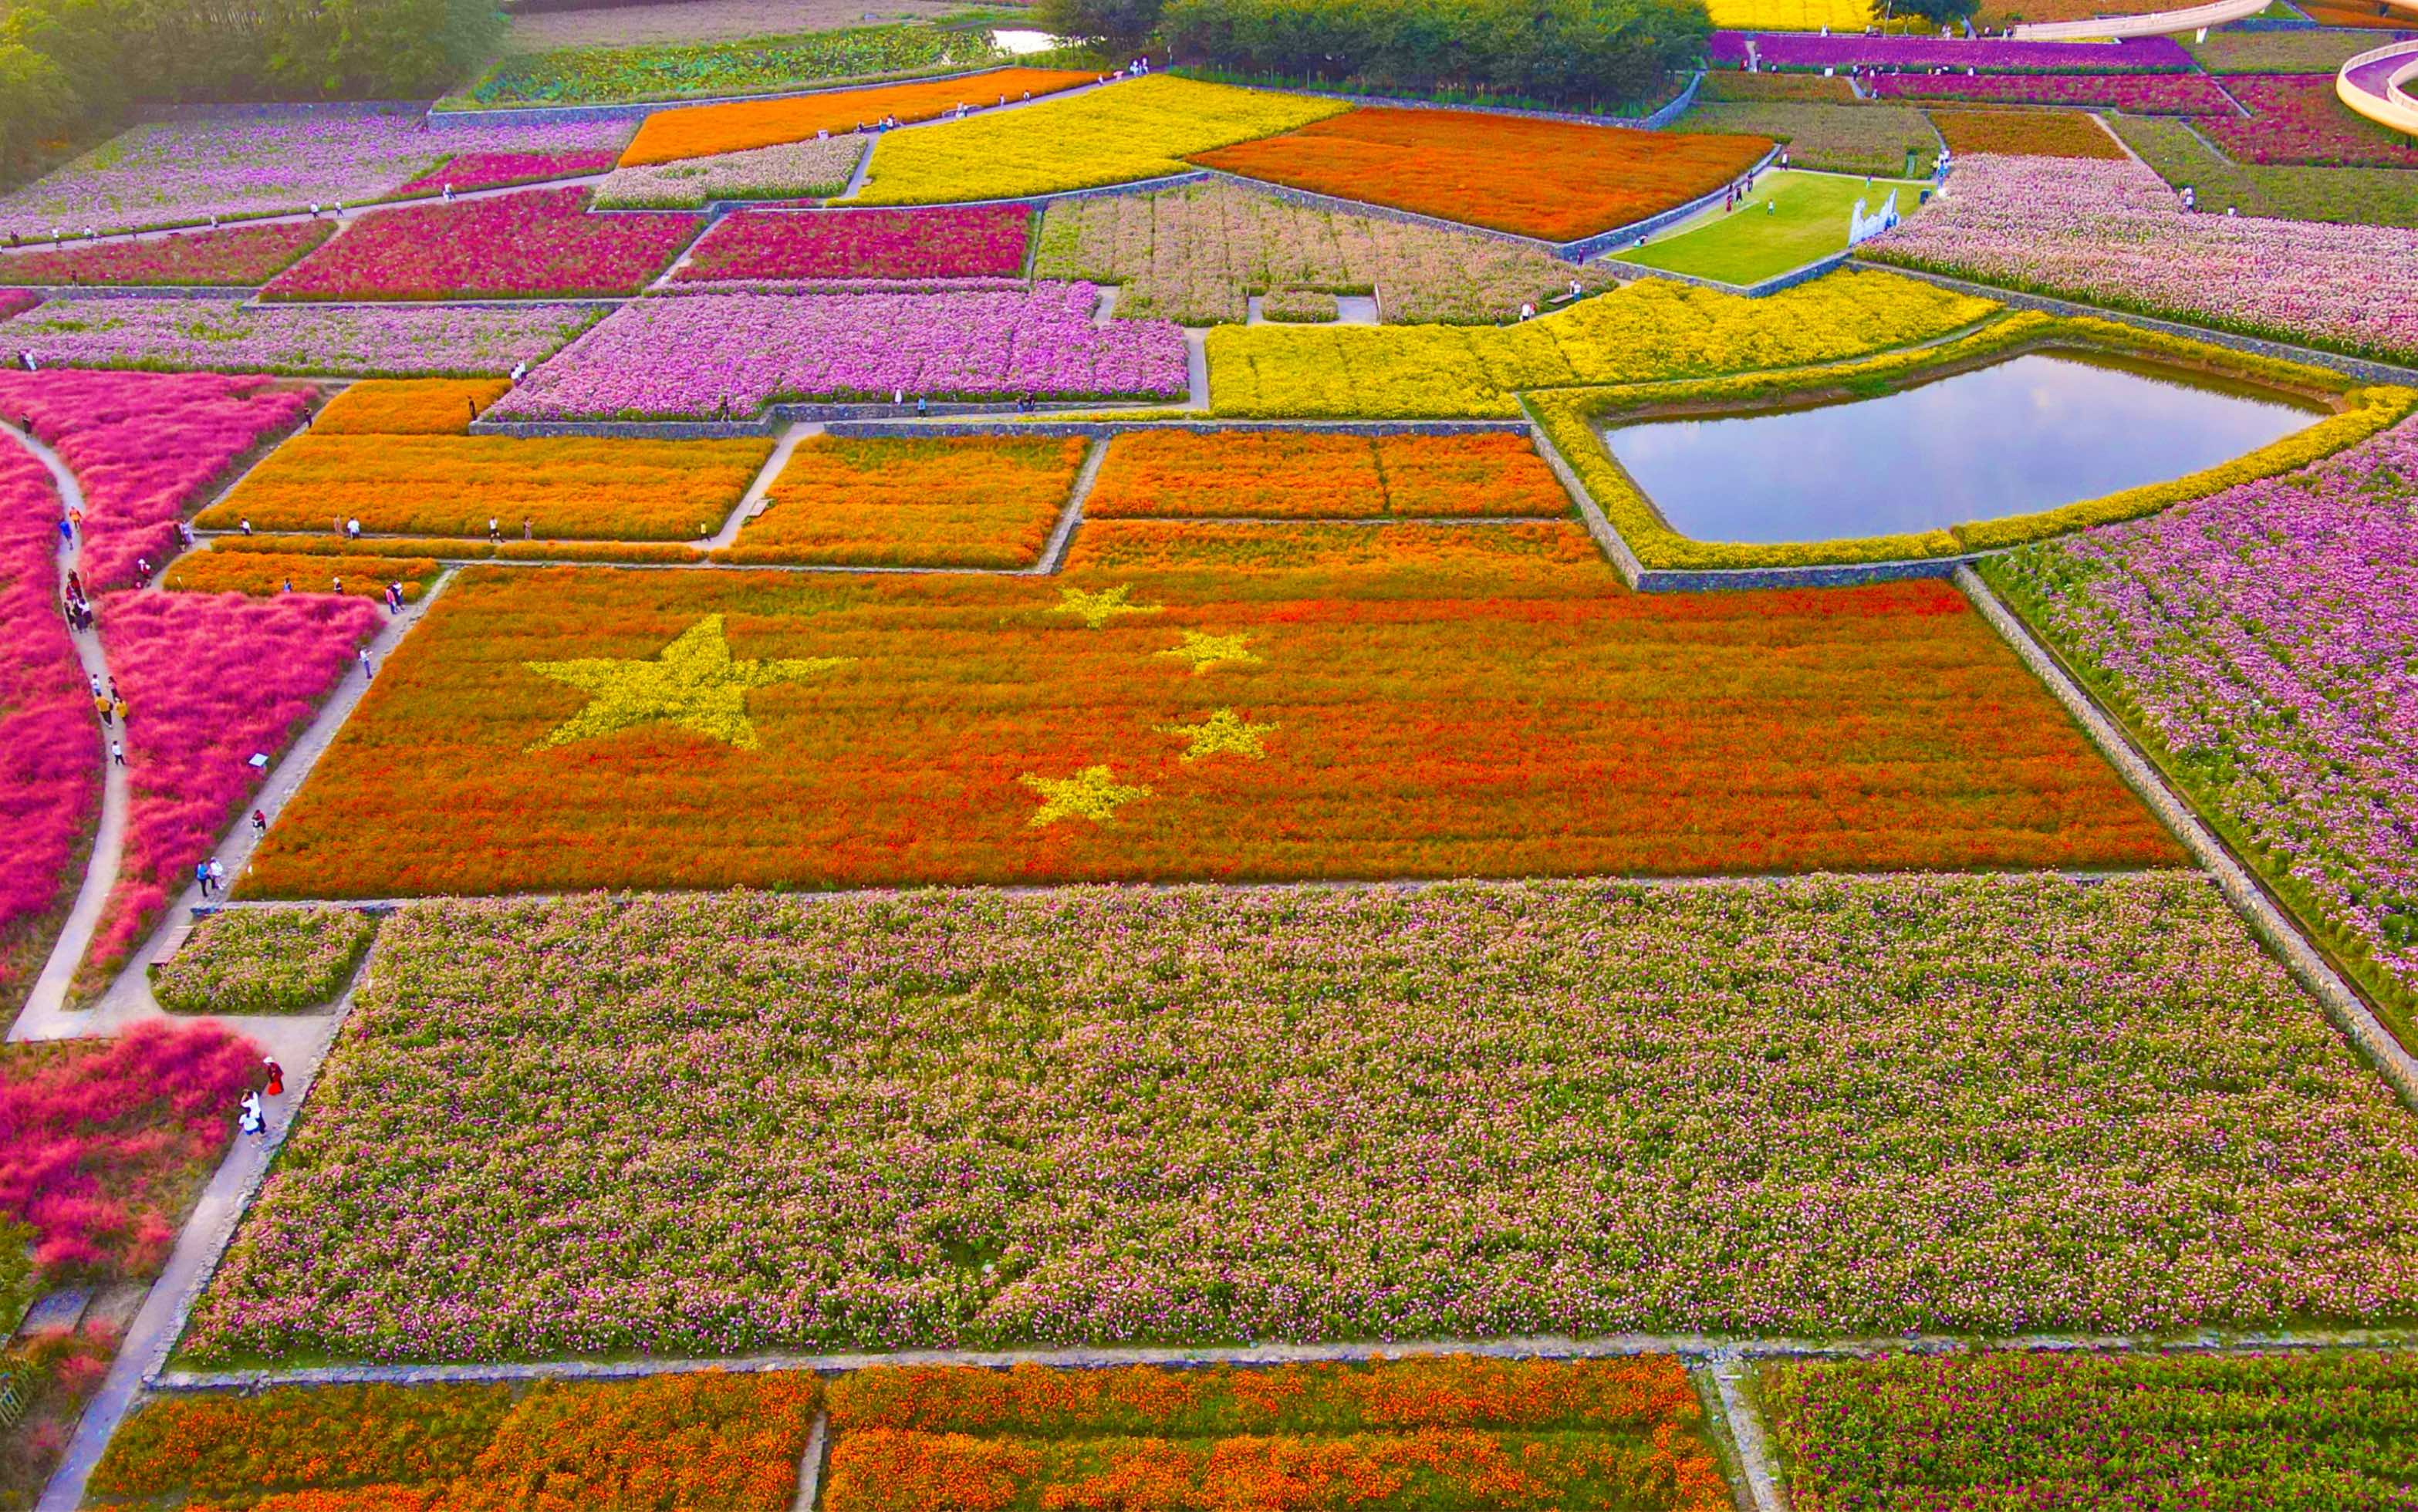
[0,1018,258,1280]
[0,433,98,987]
[79,590,380,989]
[0,368,309,591]
[0,288,40,321]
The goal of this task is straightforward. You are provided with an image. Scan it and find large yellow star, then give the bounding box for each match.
[524,615,849,752]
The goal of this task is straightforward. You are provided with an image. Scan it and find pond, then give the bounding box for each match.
[991,29,1065,55]
[1599,351,2324,545]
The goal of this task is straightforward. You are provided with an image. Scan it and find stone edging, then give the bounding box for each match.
[1596,250,1846,301]
[0,283,257,301]
[1957,564,2418,1112]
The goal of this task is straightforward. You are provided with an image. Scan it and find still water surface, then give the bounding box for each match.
[1602,353,2319,544]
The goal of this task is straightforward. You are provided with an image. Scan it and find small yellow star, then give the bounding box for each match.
[1051,584,1163,629]
[1019,765,1151,826]
[524,615,848,752]
[1157,629,1261,675]
[1160,707,1276,762]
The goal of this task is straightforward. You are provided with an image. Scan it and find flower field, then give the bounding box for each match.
[1,297,599,376]
[2,1020,256,1281]
[150,906,375,1014]
[233,528,2173,901]
[0,434,93,1011]
[162,548,442,599]
[1189,108,1771,243]
[824,1357,1728,1512]
[0,288,37,321]
[1928,107,2124,159]
[1670,101,1939,177]
[198,433,774,540]
[619,67,1100,166]
[1981,417,2418,1018]
[184,869,2418,1362]
[312,378,508,434]
[1763,1350,2418,1508]
[718,435,1084,567]
[87,1371,820,1510]
[1864,154,2418,365]
[2202,73,2418,167]
[78,590,382,994]
[260,189,704,302]
[0,221,332,286]
[1704,0,1871,27]
[589,135,868,209]
[0,368,309,589]
[1035,179,1616,325]
[1873,72,2236,113]
[2188,28,2399,73]
[1707,32,2190,71]
[1085,430,1571,518]
[393,150,623,195]
[486,284,1187,420]
[0,115,633,238]
[459,21,998,106]
[1700,70,1859,102]
[1205,268,1997,417]
[2113,114,2418,228]
[674,204,1032,283]
[852,76,1350,206]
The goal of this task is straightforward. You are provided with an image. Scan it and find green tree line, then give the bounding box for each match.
[0,0,501,180]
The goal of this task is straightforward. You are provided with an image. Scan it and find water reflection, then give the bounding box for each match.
[1602,353,2319,545]
[991,29,1064,55]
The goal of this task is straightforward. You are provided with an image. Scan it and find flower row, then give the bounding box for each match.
[675,204,1034,283]
[1086,430,1571,518]
[261,188,704,302]
[1707,31,2191,71]
[720,434,1086,568]
[0,298,599,377]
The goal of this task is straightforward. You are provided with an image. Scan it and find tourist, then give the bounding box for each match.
[238,1090,265,1139]
[263,1059,284,1097]
[96,691,113,726]
[111,738,124,768]
[280,578,291,594]
[113,697,127,727]
[346,517,360,540]
[252,808,268,837]
[195,860,211,895]
[134,556,151,586]
[66,569,83,599]
[509,362,527,384]
[358,647,373,680]
[1518,302,1535,321]
[209,859,226,893]
[56,517,72,548]
[488,517,500,542]
[332,575,343,595]
[240,518,252,535]
[442,183,453,202]
[522,518,532,540]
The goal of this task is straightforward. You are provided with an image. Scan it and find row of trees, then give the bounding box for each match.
[1,0,503,182]
[1042,0,1714,108]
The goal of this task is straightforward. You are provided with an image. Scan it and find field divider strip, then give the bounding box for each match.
[1032,434,1106,575]
[1707,1358,1790,1512]
[150,1323,2418,1392]
[789,1410,829,1512]
[703,420,816,550]
[1957,563,2418,1108]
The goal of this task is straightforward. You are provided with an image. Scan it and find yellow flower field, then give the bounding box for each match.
[715,436,1088,568]
[851,76,1348,207]
[1206,270,2000,418]
[1706,0,1873,28]
[194,434,775,542]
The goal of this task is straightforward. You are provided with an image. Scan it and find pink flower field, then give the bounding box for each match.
[0,370,310,591]
[0,221,333,287]
[673,204,1034,284]
[394,150,623,195]
[0,288,39,321]
[0,435,96,1005]
[1866,154,2418,365]
[261,187,704,302]
[1870,72,2235,113]
[2202,73,2418,168]
[79,591,381,994]
[1,1020,258,1279]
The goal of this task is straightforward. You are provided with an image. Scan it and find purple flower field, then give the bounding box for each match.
[1864,154,2418,364]
[1869,70,2234,113]
[1984,419,2418,1009]
[1707,32,2189,72]
[488,282,1189,420]
[1,296,601,376]
[0,114,635,238]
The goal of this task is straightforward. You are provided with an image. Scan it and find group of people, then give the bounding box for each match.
[237,1057,286,1140]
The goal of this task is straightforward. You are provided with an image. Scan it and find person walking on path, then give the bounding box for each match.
[110,738,124,768]
[208,859,226,894]
[194,859,211,896]
[357,648,373,680]
[113,696,127,728]
[488,517,500,543]
[238,1090,265,1139]
[95,692,112,727]
[251,808,268,838]
[262,1059,284,1097]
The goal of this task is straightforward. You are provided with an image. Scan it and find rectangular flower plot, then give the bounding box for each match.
[620,66,1101,166]
[717,434,1085,567]
[1762,1350,2418,1507]
[0,220,332,285]
[261,187,704,301]
[184,872,2418,1365]
[2201,73,2418,168]
[824,1358,1730,1512]
[1188,108,1772,243]
[239,520,2174,900]
[674,204,1034,284]
[0,296,599,376]
[1086,430,1572,518]
[194,432,773,541]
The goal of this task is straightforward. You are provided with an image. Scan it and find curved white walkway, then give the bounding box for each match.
[2011,0,2266,39]
[2339,39,2418,139]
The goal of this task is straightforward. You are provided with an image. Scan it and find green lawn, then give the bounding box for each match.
[1622,170,1930,287]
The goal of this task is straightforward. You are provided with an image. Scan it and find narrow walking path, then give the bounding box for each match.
[2,419,127,1034]
[1032,435,1106,574]
[702,421,818,549]
[9,170,612,255]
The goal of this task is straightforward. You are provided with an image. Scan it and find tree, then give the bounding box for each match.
[1035,0,1168,54]
[1876,0,1979,27]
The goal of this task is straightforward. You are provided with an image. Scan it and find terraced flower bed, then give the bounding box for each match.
[589,135,868,209]
[1872,71,2236,113]
[2201,73,2418,168]
[1982,416,2418,1023]
[674,204,1032,282]
[1928,107,2123,160]
[183,869,2418,1363]
[1671,101,1940,177]
[0,297,600,376]
[260,188,704,302]
[717,434,1084,567]
[2113,114,2418,228]
[458,21,995,106]
[0,221,332,286]
[620,66,1101,166]
[1188,107,1772,242]
[1085,430,1570,518]
[150,906,375,1014]
[1707,32,2190,70]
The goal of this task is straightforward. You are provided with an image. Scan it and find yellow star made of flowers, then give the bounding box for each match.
[524,614,849,752]
[1051,584,1163,629]
[1160,707,1277,762]
[1157,629,1261,675]
[1019,765,1151,826]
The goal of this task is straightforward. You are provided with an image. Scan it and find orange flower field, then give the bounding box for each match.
[716,434,1088,567]
[619,67,1100,167]
[1187,108,1771,241]
[194,433,774,541]
[237,521,2178,899]
[1086,429,1572,518]
[161,550,441,599]
[311,378,510,434]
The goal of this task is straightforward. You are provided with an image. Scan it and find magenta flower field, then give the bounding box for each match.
[0,370,308,590]
[1871,71,2234,113]
[262,187,704,302]
[1864,154,2418,364]
[395,150,623,195]
[0,289,38,322]
[489,282,1189,420]
[673,205,1034,284]
[0,221,333,287]
[2,296,599,376]
[1707,32,2190,71]
[2202,73,2418,168]
[1984,419,2418,1010]
[80,589,380,992]
[0,435,96,1006]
